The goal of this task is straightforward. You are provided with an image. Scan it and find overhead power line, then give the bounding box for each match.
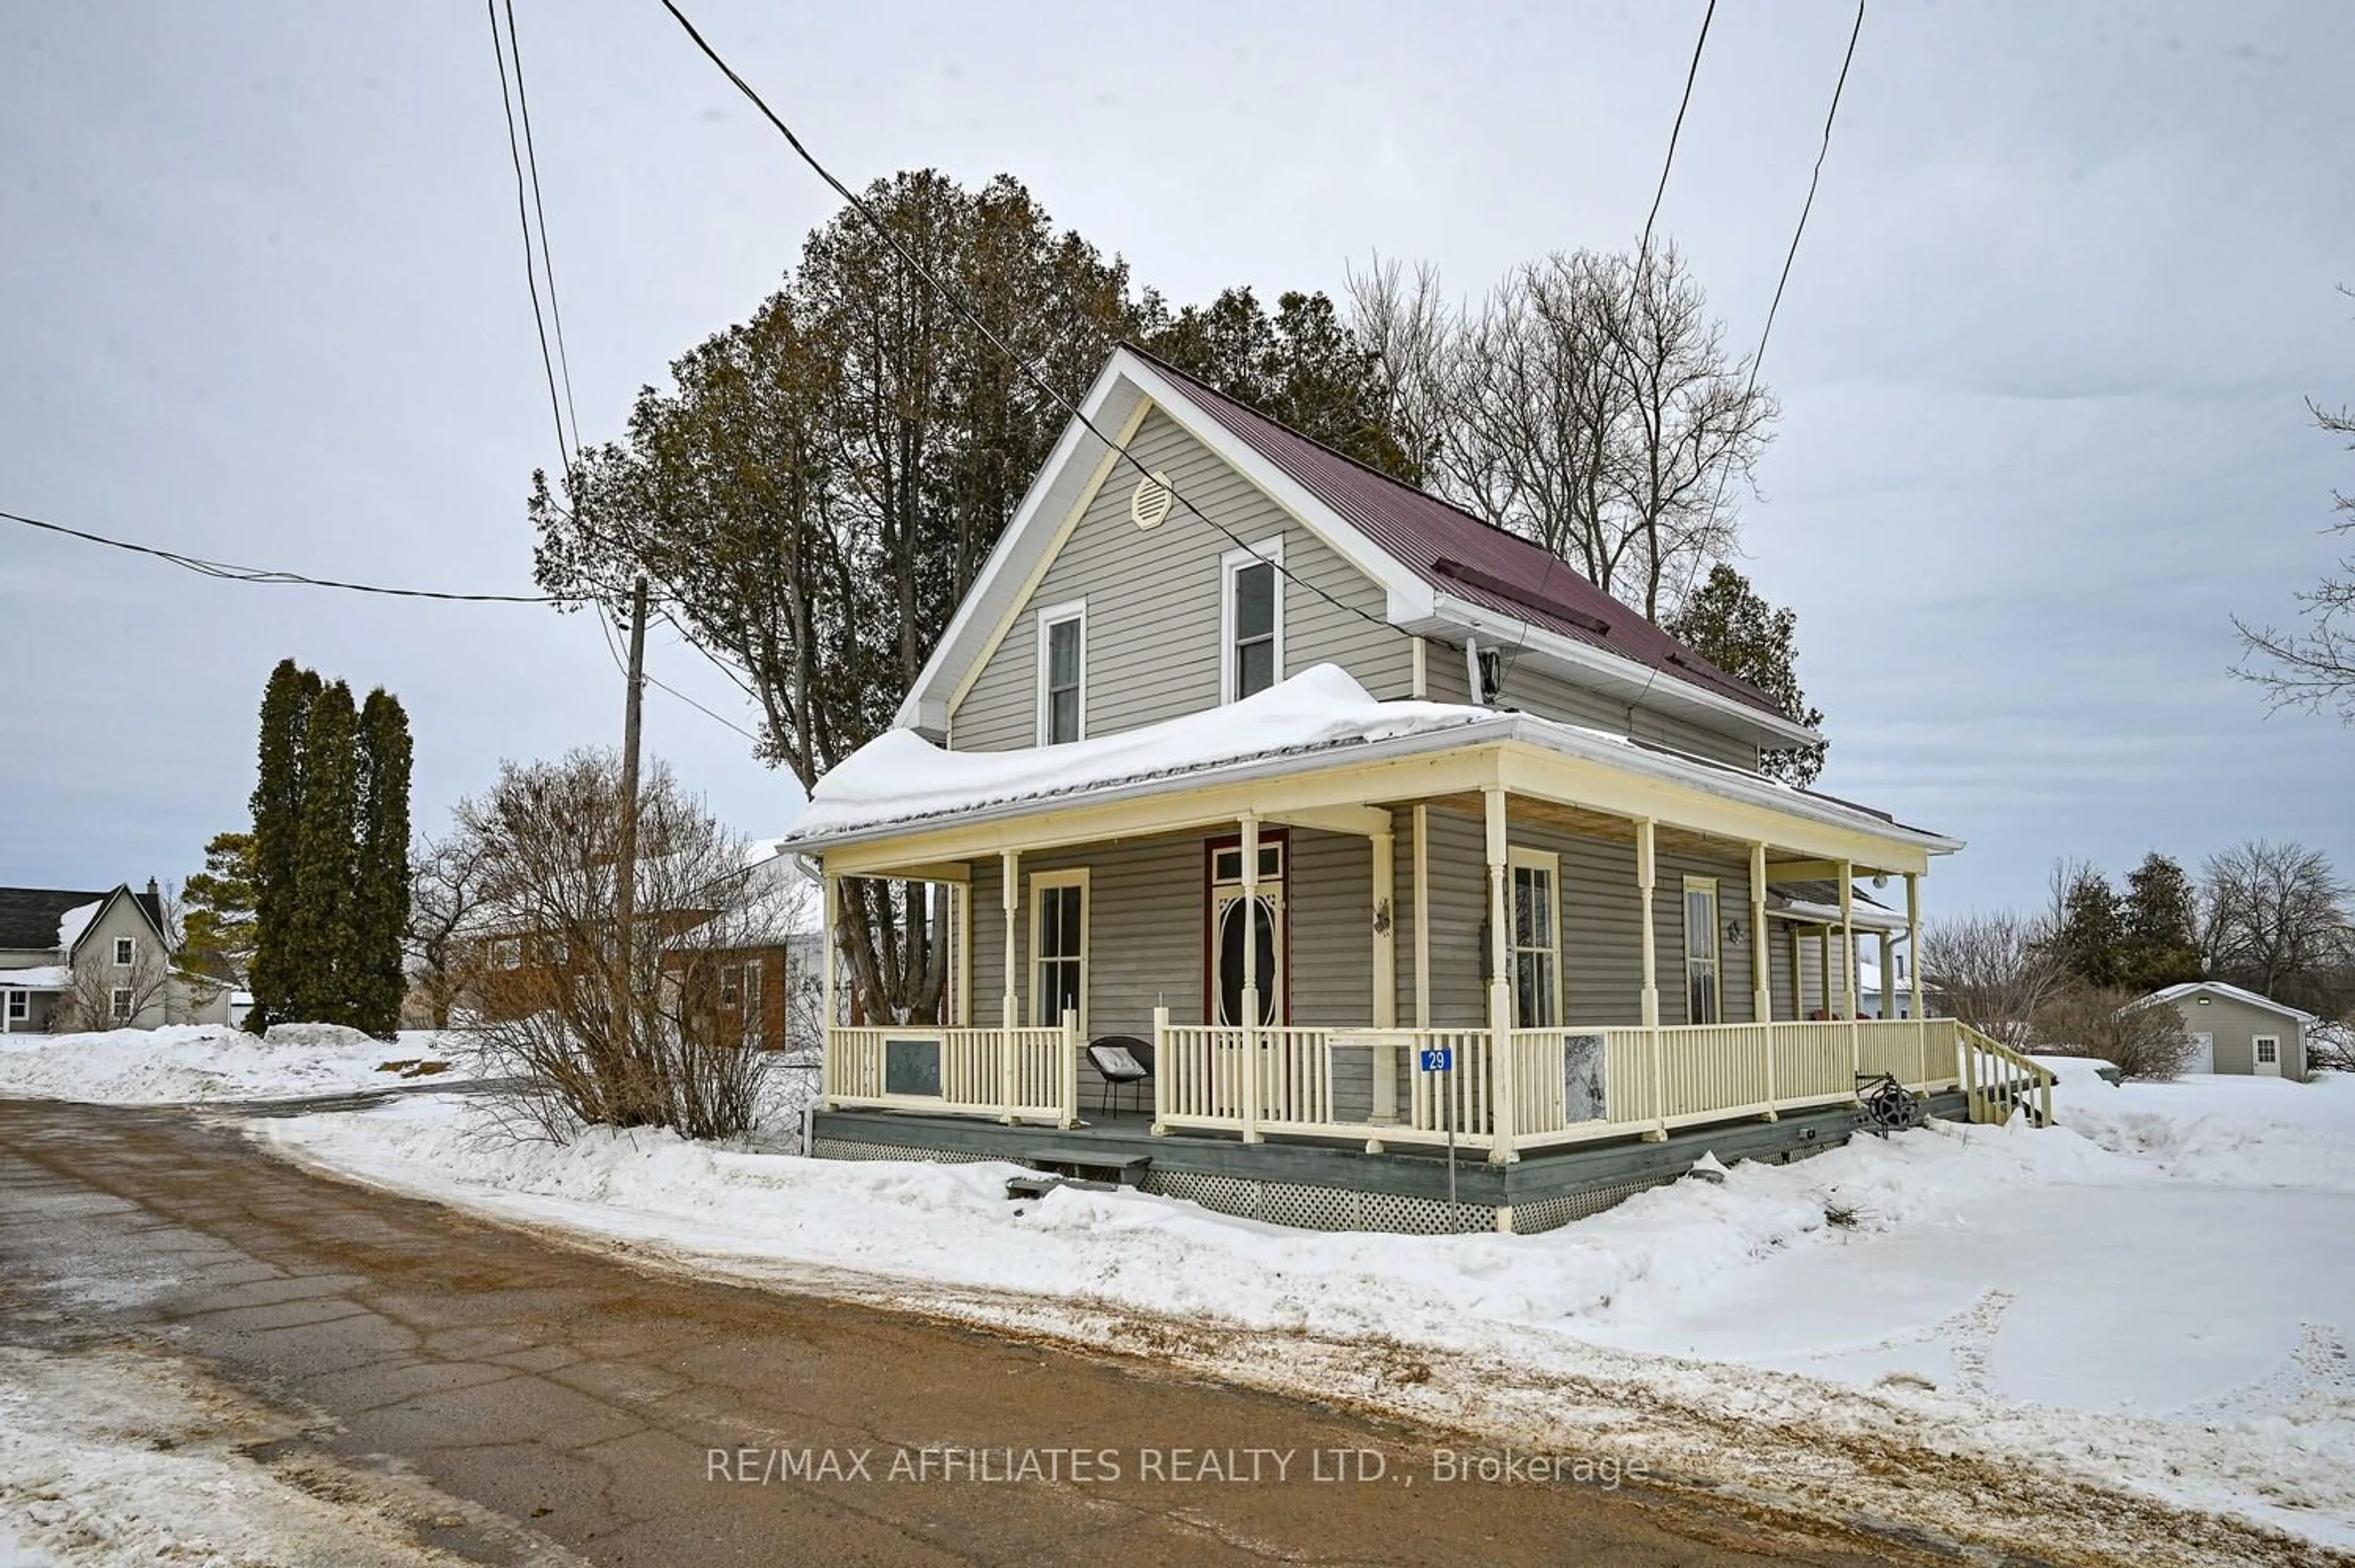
[1,507,564,602]
[1506,0,1721,692]
[1633,0,1867,725]
[486,0,769,749]
[651,0,1407,649]
[499,0,584,458]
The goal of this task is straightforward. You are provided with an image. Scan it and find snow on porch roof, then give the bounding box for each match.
[782,665,1959,858]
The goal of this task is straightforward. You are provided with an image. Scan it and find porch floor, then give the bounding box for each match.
[811,1089,1970,1233]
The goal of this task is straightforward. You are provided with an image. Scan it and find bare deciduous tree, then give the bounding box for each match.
[1919,910,2068,1045]
[408,832,491,1029]
[459,751,773,1142]
[1349,243,1777,622]
[55,941,174,1033]
[2199,839,2354,1013]
[2235,293,2354,719]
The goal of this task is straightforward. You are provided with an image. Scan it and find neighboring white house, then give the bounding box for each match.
[0,881,229,1032]
[2138,980,2315,1081]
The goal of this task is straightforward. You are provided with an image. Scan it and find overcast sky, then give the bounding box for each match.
[2,0,2348,918]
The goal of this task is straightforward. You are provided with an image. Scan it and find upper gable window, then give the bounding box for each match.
[113,936,136,967]
[1220,539,1284,703]
[1035,600,1086,745]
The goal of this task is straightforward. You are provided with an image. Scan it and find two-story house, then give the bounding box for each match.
[0,880,226,1032]
[782,345,2048,1234]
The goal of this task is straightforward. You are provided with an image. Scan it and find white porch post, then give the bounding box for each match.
[1000,849,1020,1123]
[1484,784,1517,1162]
[1371,820,1398,1128]
[1239,814,1263,1144]
[1411,805,1431,1031]
[1750,842,1775,1119]
[1905,872,1924,1022]
[819,872,838,1108]
[1839,863,1859,1086]
[1878,930,1896,1021]
[1151,1003,1171,1136]
[1748,843,1771,1025]
[1637,817,1664,1141]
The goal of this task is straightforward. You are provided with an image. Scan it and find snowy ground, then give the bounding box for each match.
[250,1060,2355,1564]
[10,1025,2348,1561]
[0,1024,461,1104]
[0,1343,551,1567]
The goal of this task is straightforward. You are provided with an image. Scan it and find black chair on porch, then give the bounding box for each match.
[1084,1035,1155,1119]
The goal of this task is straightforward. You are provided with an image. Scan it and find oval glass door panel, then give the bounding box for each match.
[1214,895,1280,1027]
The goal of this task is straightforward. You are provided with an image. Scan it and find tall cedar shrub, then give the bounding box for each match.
[246,660,320,1031]
[286,681,359,1026]
[1664,564,1829,787]
[353,689,414,1037]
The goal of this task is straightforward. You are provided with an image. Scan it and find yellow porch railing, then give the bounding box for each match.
[1957,1021,2056,1126]
[822,1014,2054,1150]
[825,1017,1079,1126]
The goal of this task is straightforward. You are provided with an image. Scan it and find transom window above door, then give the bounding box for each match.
[1220,540,1284,703]
[1209,843,1283,884]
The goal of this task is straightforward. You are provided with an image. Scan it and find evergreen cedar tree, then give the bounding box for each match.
[180,830,257,988]
[529,169,1816,1020]
[1664,564,1829,788]
[2046,854,2205,995]
[243,659,412,1038]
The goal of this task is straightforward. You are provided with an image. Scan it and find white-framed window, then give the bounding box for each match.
[1034,599,1087,745]
[1508,846,1561,1028]
[1219,538,1284,703]
[719,963,743,1008]
[5,990,27,1023]
[113,936,136,967]
[1029,868,1089,1031]
[740,959,764,1046]
[492,937,522,970]
[110,987,134,1022]
[1683,876,1722,1025]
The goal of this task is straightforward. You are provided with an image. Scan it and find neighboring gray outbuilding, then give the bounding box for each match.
[2139,981,2315,1082]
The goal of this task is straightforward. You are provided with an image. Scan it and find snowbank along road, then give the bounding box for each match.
[0,1098,1955,1567]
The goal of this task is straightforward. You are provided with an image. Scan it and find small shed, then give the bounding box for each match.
[2139,981,2315,1081]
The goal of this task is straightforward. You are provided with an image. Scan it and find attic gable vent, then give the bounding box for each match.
[1129,472,1174,531]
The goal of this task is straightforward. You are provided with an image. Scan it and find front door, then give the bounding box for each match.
[1208,837,1285,1026]
[2187,1030,2215,1073]
[2253,1034,2283,1077]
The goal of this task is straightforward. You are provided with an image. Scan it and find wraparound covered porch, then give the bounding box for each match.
[807,730,2053,1165]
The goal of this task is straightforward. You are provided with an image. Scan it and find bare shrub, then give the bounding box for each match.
[2309,1020,2355,1074]
[456,749,770,1142]
[1919,911,2066,1045]
[2029,986,2199,1081]
[53,941,173,1032]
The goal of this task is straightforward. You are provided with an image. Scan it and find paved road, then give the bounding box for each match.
[0,1100,1948,1567]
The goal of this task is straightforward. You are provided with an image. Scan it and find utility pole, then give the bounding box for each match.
[613,576,649,1042]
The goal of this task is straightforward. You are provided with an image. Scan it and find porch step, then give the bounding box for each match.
[1021,1149,1152,1187]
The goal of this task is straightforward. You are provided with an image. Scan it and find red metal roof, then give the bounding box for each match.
[1130,346,1790,722]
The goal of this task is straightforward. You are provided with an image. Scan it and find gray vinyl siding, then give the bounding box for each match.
[2166,990,2309,1082]
[1420,638,1762,771]
[1392,806,1756,1032]
[951,408,1414,751]
[953,813,1794,1089]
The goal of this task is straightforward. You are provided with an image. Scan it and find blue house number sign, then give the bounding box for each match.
[1419,1047,1453,1073]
